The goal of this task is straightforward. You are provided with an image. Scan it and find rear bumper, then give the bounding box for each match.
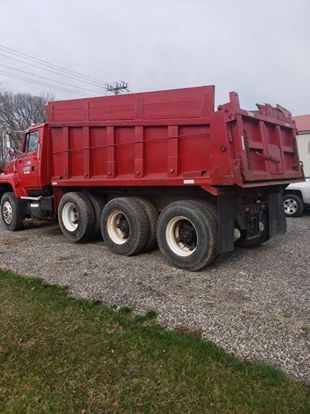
[217,189,286,254]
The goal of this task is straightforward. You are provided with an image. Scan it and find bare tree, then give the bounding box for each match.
[0,91,53,150]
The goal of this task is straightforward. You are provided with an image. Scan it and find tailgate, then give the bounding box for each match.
[224,93,303,184]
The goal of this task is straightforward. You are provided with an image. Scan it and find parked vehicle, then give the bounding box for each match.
[0,86,304,270]
[283,179,310,217]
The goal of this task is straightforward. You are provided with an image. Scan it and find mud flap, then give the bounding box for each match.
[217,194,236,254]
[268,192,286,237]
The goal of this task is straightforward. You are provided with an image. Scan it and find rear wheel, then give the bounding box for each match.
[156,200,218,271]
[0,192,24,231]
[134,198,158,251]
[58,192,96,242]
[84,192,105,238]
[101,197,149,256]
[283,194,304,217]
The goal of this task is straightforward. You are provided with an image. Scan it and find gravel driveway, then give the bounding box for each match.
[0,214,309,383]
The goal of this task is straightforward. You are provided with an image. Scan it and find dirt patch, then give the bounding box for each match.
[3,237,29,246]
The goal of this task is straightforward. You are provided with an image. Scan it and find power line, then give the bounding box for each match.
[0,51,106,91]
[0,44,108,89]
[0,63,100,95]
[0,44,130,97]
[0,69,85,95]
[0,69,80,94]
[0,52,107,91]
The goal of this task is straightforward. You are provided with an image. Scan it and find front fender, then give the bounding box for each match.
[0,173,27,198]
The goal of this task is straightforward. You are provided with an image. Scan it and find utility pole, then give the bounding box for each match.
[106,81,129,95]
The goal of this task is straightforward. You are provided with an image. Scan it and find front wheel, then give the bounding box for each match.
[0,192,24,231]
[156,200,218,271]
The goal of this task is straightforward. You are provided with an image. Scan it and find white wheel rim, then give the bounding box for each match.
[166,216,198,257]
[2,200,13,224]
[284,199,298,215]
[107,210,130,245]
[62,202,79,232]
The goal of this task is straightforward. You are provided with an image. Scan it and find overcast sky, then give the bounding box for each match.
[0,0,309,114]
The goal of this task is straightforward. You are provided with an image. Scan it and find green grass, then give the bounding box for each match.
[0,270,308,413]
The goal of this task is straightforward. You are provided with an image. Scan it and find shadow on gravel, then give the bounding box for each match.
[41,226,63,236]
[22,220,53,231]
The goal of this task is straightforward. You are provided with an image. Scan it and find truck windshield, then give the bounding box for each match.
[25,130,39,153]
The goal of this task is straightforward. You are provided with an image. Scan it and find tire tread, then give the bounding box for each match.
[58,192,96,242]
[156,199,218,271]
[101,197,149,256]
[134,197,158,251]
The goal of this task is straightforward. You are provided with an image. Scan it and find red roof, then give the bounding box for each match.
[293,114,310,133]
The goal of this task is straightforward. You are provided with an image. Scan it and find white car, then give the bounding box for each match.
[283,178,310,217]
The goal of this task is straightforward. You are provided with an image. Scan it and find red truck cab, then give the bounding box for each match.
[0,86,304,270]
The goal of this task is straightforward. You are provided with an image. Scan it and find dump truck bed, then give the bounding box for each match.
[47,86,303,189]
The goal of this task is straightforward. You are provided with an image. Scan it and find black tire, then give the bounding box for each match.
[0,192,24,231]
[156,200,218,271]
[101,197,149,256]
[283,194,304,218]
[84,192,105,238]
[134,198,158,251]
[58,192,96,242]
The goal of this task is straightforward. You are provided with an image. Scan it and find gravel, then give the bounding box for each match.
[0,213,309,384]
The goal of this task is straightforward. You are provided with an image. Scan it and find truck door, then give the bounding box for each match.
[17,129,42,189]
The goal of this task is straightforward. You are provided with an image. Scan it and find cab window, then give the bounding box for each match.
[25,131,39,153]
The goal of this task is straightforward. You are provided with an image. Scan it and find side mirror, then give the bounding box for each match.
[8,148,15,157]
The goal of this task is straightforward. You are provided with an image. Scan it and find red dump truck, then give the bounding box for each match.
[0,86,304,270]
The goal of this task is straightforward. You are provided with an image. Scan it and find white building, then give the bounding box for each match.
[293,115,310,177]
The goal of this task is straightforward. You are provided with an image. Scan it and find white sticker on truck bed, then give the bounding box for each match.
[241,135,245,151]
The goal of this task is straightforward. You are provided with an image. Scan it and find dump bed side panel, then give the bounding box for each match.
[51,121,234,185]
[50,86,236,187]
[48,87,303,189]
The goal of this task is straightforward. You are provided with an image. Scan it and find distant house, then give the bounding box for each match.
[293,115,310,177]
